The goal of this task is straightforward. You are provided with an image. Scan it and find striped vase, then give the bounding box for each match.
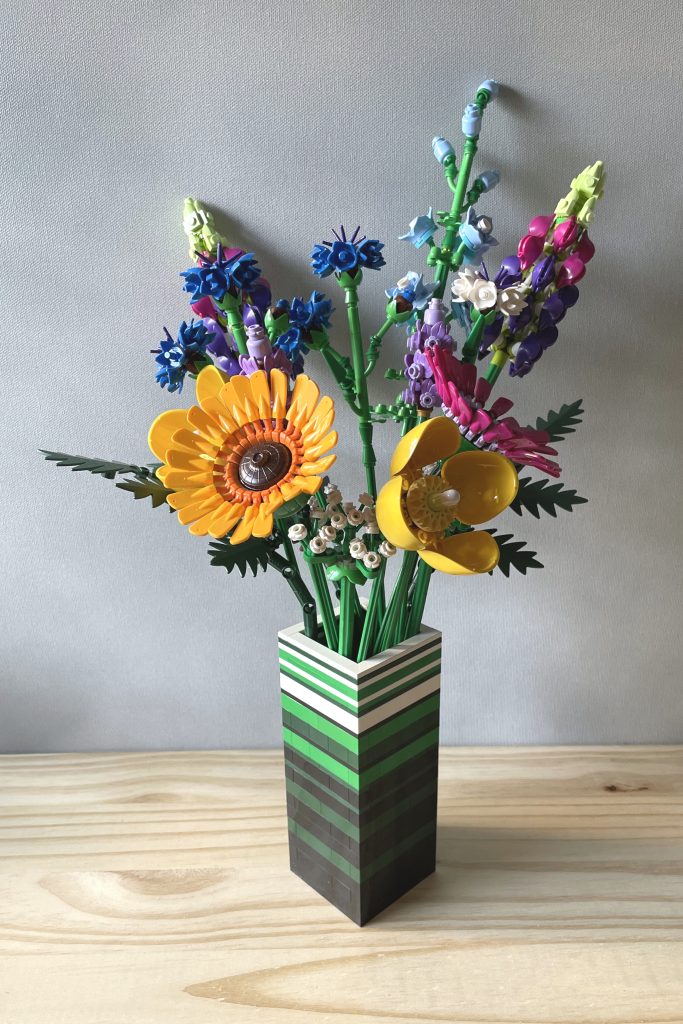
[278,621,442,925]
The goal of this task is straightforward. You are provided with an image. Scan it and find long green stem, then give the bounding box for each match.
[364,317,394,377]
[308,561,338,650]
[433,136,479,299]
[406,560,434,637]
[267,549,317,639]
[374,551,418,654]
[356,561,386,662]
[337,577,355,658]
[219,295,249,355]
[343,283,377,498]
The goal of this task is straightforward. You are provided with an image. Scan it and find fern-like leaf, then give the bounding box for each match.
[510,476,588,519]
[116,475,173,509]
[486,530,544,577]
[208,534,280,578]
[40,450,150,480]
[534,399,584,443]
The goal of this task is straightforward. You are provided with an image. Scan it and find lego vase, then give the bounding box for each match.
[278,620,442,925]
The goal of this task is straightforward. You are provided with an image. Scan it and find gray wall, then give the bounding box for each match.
[2,0,682,752]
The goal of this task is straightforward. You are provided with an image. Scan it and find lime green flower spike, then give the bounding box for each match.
[555,161,606,226]
[182,197,228,261]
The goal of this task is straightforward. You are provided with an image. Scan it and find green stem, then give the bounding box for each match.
[433,136,480,300]
[267,549,317,640]
[364,317,394,377]
[219,295,249,356]
[319,341,360,414]
[337,577,355,658]
[308,561,338,650]
[374,551,418,654]
[356,562,386,662]
[461,313,488,364]
[406,560,434,638]
[485,348,508,385]
[343,283,377,498]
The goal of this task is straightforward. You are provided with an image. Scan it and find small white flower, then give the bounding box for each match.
[363,551,382,570]
[378,541,397,558]
[358,492,375,507]
[451,266,481,303]
[310,508,328,521]
[362,507,377,524]
[349,540,367,558]
[320,525,337,542]
[469,278,498,312]
[309,536,328,554]
[288,523,307,542]
[364,521,380,535]
[496,286,528,316]
[330,512,348,529]
[324,484,342,505]
[346,509,364,526]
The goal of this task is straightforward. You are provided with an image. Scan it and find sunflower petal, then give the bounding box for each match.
[195,365,227,409]
[390,416,461,476]
[177,493,223,525]
[287,375,321,428]
[148,409,190,461]
[247,370,272,420]
[299,454,336,475]
[167,484,217,510]
[270,369,289,418]
[289,474,322,494]
[165,449,214,472]
[301,396,334,442]
[162,468,213,489]
[186,405,228,444]
[418,531,500,574]
[229,505,259,544]
[441,450,519,525]
[375,476,422,551]
[303,430,338,460]
[206,502,243,538]
[252,505,274,538]
[170,428,219,457]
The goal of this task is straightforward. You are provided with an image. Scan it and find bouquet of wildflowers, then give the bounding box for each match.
[44,80,604,662]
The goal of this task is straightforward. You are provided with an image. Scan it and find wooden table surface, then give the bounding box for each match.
[1,747,682,1024]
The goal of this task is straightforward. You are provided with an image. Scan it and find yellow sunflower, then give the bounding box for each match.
[148,366,337,543]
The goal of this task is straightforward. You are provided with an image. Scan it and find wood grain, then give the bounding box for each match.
[1,747,682,1023]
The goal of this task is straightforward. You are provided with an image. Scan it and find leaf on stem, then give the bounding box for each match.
[534,399,584,443]
[510,477,587,519]
[208,534,280,578]
[486,529,544,577]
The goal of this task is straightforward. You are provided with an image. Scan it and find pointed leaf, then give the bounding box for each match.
[208,534,280,578]
[510,476,588,519]
[40,450,151,480]
[533,399,584,443]
[486,529,544,577]
[116,475,173,509]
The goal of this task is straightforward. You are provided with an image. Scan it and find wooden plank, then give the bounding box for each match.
[1,748,682,1023]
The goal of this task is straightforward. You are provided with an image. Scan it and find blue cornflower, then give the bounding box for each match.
[180,244,261,303]
[385,272,436,312]
[289,291,334,332]
[153,320,210,393]
[310,226,385,278]
[398,208,437,249]
[274,326,309,358]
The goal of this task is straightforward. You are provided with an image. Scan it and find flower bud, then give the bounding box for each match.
[556,255,586,287]
[530,254,556,292]
[475,170,500,192]
[517,234,544,271]
[573,233,595,263]
[477,79,500,97]
[431,136,455,164]
[462,103,482,137]
[528,214,554,238]
[552,216,579,251]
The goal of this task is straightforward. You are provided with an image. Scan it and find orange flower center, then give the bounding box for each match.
[212,418,304,504]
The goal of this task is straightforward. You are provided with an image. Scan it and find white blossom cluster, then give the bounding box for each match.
[287,483,396,567]
[452,266,527,315]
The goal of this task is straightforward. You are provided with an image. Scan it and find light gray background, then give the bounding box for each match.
[2,0,682,753]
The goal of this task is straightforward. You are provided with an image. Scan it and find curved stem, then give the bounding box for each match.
[364,317,394,377]
[356,561,386,662]
[267,548,317,640]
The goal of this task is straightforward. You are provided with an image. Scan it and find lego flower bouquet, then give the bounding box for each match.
[44,80,604,923]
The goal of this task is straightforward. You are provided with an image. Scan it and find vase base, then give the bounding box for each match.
[289,828,437,926]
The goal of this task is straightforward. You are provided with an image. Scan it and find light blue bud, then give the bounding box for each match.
[462,103,482,137]
[431,136,455,164]
[478,79,500,97]
[477,170,501,192]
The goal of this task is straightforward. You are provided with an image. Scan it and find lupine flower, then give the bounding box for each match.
[494,255,523,288]
[181,244,261,303]
[152,320,211,394]
[427,346,561,477]
[385,271,436,311]
[399,208,438,248]
[401,298,455,411]
[530,254,556,291]
[310,226,385,277]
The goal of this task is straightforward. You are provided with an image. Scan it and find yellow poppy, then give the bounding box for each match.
[149,366,337,544]
[376,416,518,574]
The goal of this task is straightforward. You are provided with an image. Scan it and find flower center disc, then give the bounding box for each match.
[406,476,459,534]
[238,441,292,491]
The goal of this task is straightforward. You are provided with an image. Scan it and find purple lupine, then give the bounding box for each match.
[401,298,456,410]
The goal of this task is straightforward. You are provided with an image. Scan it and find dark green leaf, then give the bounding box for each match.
[486,530,544,577]
[40,450,151,480]
[510,476,588,519]
[208,534,280,578]
[534,399,584,443]
[116,475,173,509]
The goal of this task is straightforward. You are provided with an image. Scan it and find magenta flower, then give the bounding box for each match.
[426,347,561,477]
